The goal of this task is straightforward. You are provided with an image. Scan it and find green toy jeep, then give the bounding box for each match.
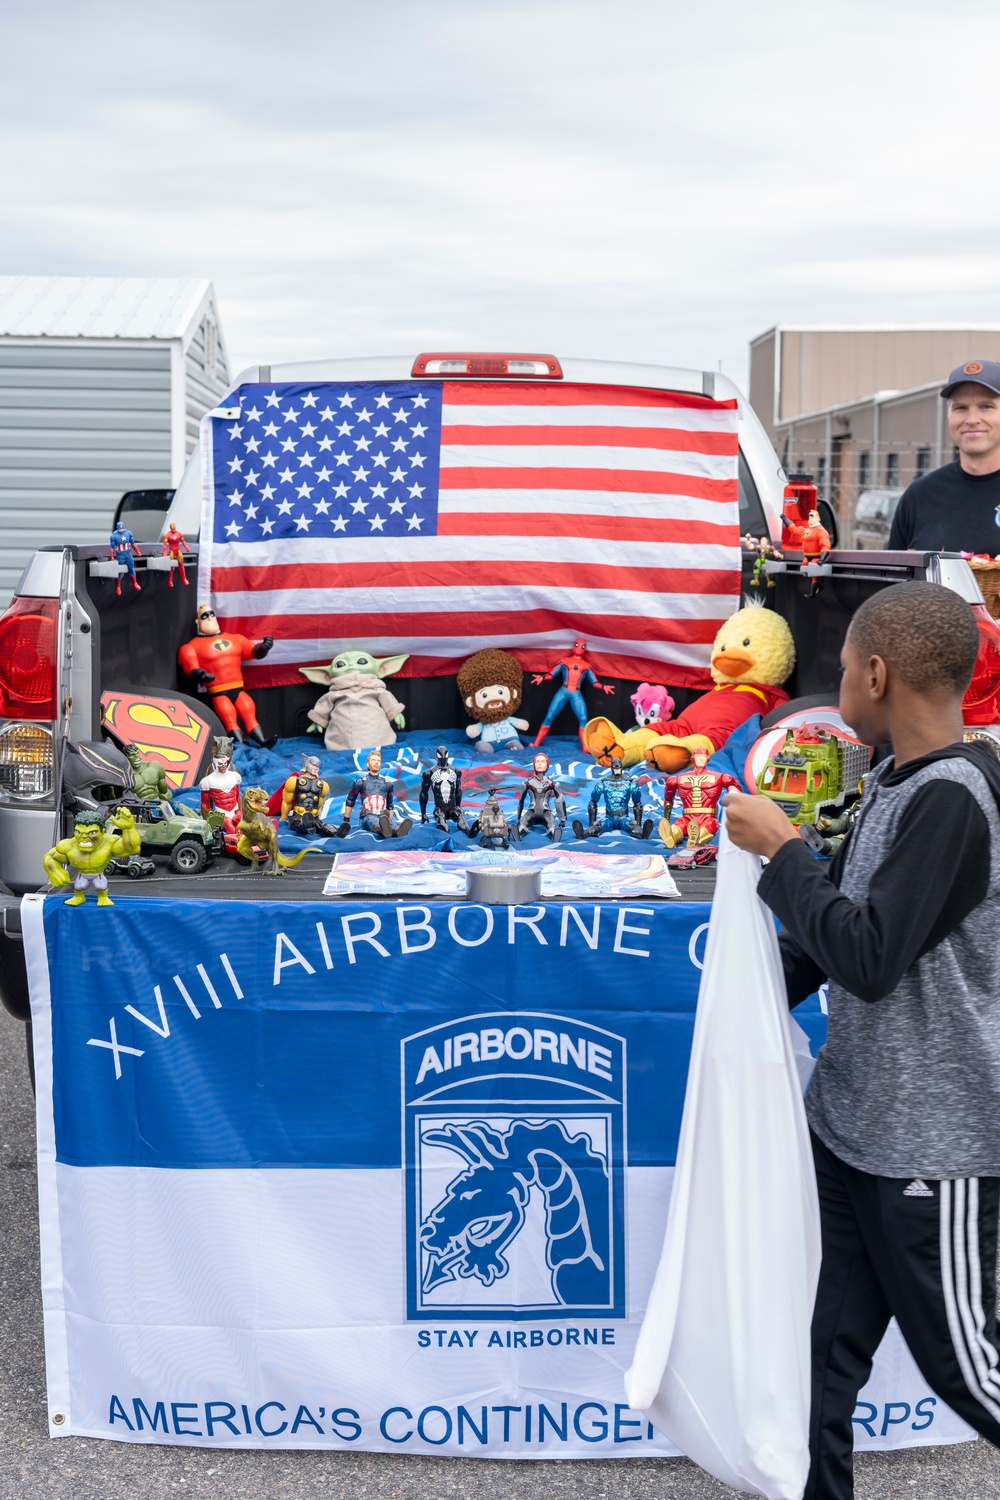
[126,797,218,874]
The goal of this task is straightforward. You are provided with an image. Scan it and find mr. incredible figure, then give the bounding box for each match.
[659,745,740,848]
[109,520,142,595]
[162,522,191,586]
[573,756,653,840]
[177,603,274,744]
[338,750,413,840]
[531,639,614,750]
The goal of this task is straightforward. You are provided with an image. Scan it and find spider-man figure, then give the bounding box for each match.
[531,640,614,750]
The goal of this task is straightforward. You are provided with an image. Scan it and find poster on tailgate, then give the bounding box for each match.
[22,893,973,1457]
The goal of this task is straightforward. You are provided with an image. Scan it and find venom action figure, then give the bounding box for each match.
[419,745,470,834]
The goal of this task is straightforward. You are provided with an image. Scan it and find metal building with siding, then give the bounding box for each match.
[0,277,230,600]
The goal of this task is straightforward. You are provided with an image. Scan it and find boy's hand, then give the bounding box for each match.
[721,790,799,859]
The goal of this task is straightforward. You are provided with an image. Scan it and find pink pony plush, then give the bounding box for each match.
[630,682,675,729]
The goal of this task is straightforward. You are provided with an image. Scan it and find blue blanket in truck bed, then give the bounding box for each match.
[172,720,762,856]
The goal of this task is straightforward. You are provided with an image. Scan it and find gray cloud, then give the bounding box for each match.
[1,0,997,386]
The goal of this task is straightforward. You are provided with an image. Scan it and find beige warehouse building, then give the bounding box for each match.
[749,326,1000,545]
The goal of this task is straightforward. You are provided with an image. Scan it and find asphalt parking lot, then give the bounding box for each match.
[2,1005,1000,1499]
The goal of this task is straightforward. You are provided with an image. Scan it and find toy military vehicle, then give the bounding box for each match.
[755,726,870,826]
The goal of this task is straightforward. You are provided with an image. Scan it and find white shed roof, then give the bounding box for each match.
[0,276,215,341]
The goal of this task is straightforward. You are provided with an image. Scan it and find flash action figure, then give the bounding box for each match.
[419,745,470,834]
[531,639,614,750]
[659,744,740,848]
[109,520,142,595]
[200,735,242,854]
[43,806,140,907]
[573,755,653,839]
[338,750,413,839]
[516,751,567,841]
[162,522,192,586]
[279,753,338,838]
[177,603,274,744]
[472,791,517,849]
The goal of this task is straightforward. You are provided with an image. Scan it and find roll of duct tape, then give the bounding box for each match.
[465,864,542,905]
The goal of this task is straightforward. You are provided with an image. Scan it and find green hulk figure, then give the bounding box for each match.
[123,742,173,801]
[43,808,141,907]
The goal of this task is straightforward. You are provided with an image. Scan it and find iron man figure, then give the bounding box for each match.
[659,745,740,848]
[162,522,191,586]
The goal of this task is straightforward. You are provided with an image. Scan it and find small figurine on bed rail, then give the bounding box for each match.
[338,750,413,840]
[531,639,614,750]
[572,756,653,840]
[177,604,274,745]
[162,522,192,587]
[516,752,566,842]
[109,520,142,596]
[419,745,471,834]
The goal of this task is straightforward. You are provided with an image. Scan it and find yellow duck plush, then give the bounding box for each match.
[584,603,796,774]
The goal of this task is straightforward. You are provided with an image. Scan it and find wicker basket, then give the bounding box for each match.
[969,559,1000,621]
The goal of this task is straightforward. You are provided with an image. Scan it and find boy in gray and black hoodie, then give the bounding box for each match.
[724,581,1000,1500]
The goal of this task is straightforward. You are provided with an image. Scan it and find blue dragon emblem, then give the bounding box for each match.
[419,1119,610,1306]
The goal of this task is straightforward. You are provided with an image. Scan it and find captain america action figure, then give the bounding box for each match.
[109,520,142,595]
[531,640,614,750]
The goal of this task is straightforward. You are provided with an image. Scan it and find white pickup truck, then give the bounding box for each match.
[0,351,997,1056]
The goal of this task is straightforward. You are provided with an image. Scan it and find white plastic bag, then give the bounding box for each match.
[625,825,821,1498]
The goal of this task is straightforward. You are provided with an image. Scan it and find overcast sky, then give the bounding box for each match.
[2,0,998,387]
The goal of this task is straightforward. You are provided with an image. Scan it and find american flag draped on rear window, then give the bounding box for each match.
[199,381,741,689]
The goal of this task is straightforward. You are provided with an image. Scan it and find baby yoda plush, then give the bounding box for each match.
[301,650,409,751]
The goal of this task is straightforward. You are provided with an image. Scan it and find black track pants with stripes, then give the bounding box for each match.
[807,1131,1000,1499]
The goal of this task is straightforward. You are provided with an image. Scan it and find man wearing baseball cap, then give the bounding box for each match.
[888,360,1000,553]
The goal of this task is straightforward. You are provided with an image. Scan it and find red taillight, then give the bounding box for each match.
[411,352,562,378]
[963,605,1000,725]
[0,597,58,718]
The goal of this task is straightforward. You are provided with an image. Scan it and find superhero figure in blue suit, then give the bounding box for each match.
[109,520,142,595]
[573,757,653,840]
[531,640,614,751]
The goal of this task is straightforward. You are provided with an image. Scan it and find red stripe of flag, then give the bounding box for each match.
[244,650,715,691]
[439,466,736,499]
[211,560,737,595]
[222,606,724,645]
[442,381,738,410]
[437,512,735,542]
